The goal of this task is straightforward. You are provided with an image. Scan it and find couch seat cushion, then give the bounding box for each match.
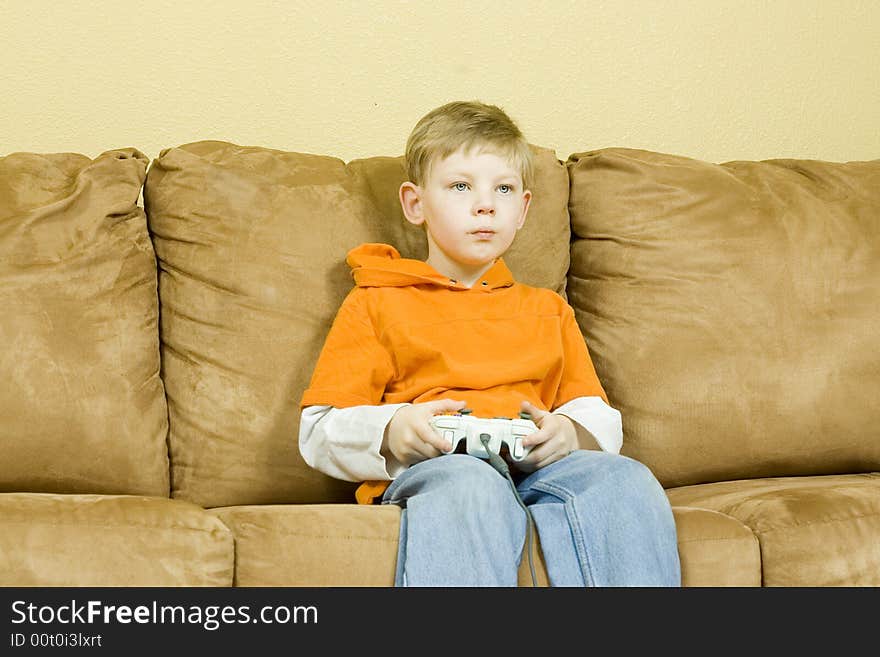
[0,493,233,586]
[210,504,401,586]
[211,503,555,586]
[667,473,880,585]
[671,506,760,586]
[211,502,750,587]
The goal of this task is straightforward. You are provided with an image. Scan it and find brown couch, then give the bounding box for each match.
[2,140,878,586]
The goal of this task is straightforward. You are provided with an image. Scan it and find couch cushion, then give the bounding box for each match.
[210,504,401,586]
[0,148,169,496]
[0,493,233,586]
[671,506,760,586]
[210,503,553,586]
[210,502,736,587]
[667,473,880,585]
[567,148,880,487]
[144,140,570,507]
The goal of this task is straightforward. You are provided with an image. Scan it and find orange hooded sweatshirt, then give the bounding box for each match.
[300,243,608,502]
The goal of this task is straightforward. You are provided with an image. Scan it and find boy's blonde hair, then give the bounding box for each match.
[405,101,534,191]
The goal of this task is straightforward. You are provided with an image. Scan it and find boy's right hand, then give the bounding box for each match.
[382,399,468,468]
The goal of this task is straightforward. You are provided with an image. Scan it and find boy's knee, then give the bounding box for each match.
[554,450,666,501]
[608,454,669,507]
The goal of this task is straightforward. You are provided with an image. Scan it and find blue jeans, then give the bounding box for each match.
[382,451,680,586]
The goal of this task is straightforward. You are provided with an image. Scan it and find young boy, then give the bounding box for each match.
[299,101,680,586]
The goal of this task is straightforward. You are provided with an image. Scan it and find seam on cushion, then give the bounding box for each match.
[234,526,398,542]
[668,474,880,506]
[0,519,229,536]
[749,510,880,535]
[677,536,758,545]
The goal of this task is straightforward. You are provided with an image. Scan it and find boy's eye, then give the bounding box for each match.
[498,184,513,194]
[452,182,468,191]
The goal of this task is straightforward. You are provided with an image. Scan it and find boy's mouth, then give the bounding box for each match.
[470,228,496,239]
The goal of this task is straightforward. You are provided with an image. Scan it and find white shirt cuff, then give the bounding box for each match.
[299,403,410,482]
[553,396,623,454]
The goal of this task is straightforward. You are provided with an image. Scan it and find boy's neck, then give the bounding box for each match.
[425,255,495,289]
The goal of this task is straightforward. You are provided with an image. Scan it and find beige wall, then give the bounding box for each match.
[2,1,878,164]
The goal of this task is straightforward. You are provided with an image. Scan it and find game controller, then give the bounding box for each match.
[429,409,538,462]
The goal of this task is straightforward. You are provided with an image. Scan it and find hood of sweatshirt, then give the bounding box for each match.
[346,243,515,291]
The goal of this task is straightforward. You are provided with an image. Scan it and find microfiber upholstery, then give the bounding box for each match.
[667,474,880,586]
[671,506,760,586]
[207,501,759,586]
[210,504,401,586]
[567,148,880,488]
[0,148,169,497]
[0,493,233,586]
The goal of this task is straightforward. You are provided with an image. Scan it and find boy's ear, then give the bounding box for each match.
[517,190,532,230]
[399,182,425,226]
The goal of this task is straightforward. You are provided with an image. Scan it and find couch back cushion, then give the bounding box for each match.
[568,148,880,488]
[144,140,570,506]
[0,149,169,496]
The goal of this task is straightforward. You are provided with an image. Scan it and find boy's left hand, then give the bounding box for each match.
[515,400,579,473]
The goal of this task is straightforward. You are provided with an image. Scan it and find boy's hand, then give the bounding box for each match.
[383,399,468,468]
[515,400,579,473]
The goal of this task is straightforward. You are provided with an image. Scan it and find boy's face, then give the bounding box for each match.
[399,146,531,279]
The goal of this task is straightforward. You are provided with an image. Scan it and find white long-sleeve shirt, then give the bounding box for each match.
[299,396,623,483]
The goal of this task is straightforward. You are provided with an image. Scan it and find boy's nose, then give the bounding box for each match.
[474,200,495,215]
[473,187,495,215]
